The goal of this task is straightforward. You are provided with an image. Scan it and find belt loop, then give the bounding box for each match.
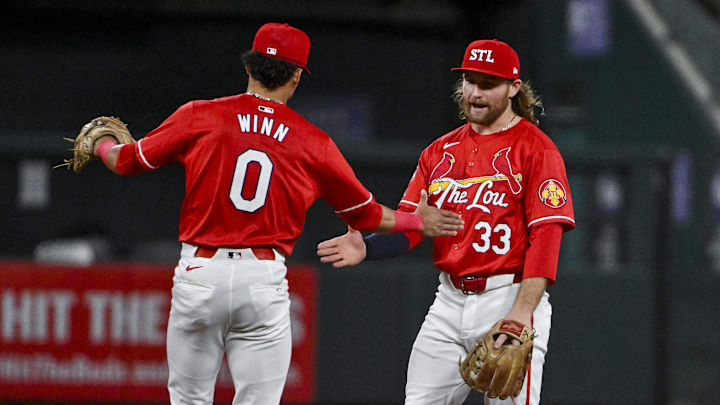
[272,248,285,263]
[459,278,472,295]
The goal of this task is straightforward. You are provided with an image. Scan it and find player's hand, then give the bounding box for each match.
[493,332,522,349]
[493,316,530,349]
[416,189,464,237]
[317,226,366,268]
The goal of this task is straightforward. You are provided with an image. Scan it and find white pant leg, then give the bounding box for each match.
[405,276,472,405]
[167,247,292,405]
[406,274,552,405]
[226,259,292,405]
[167,261,226,405]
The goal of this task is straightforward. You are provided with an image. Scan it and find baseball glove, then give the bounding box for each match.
[459,319,536,399]
[55,116,134,173]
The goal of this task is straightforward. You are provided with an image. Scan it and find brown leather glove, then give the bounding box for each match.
[55,116,134,173]
[459,319,536,399]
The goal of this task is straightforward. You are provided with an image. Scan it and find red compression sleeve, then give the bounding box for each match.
[96,140,115,165]
[115,143,145,176]
[392,211,424,233]
[522,223,563,284]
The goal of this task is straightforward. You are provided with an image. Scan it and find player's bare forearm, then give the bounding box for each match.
[492,276,548,348]
[505,277,548,327]
[372,205,398,233]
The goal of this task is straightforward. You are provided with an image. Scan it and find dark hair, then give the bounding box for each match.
[452,78,544,126]
[241,50,299,90]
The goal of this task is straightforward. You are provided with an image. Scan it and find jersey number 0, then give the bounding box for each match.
[229,149,273,212]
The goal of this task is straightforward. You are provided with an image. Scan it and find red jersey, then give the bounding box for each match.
[398,119,575,278]
[126,93,379,256]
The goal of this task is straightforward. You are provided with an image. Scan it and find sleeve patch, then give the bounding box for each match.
[538,179,567,208]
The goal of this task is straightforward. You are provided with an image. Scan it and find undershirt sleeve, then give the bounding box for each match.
[522,222,563,284]
[364,233,412,260]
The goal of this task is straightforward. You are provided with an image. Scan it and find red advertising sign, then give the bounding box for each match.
[0,261,316,403]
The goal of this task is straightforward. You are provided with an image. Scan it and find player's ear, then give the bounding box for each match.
[291,68,302,86]
[508,79,522,98]
[244,65,251,76]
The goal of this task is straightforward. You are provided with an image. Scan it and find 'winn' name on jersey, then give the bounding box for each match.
[237,113,290,142]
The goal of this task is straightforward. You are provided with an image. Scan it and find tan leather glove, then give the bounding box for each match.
[55,116,134,173]
[459,319,536,399]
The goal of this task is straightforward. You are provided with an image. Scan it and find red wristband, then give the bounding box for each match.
[392,211,424,233]
[95,139,116,164]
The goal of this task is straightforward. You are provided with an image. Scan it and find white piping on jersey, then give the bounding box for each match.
[400,199,419,207]
[335,194,373,213]
[527,215,575,227]
[137,139,157,170]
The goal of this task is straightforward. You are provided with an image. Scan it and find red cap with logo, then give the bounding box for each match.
[252,23,311,74]
[451,39,520,80]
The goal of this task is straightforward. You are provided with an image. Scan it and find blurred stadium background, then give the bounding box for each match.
[1,0,719,404]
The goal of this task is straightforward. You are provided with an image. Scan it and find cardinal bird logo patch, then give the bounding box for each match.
[429,151,456,183]
[539,179,567,208]
[492,147,522,194]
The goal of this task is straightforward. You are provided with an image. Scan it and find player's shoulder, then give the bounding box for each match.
[190,94,248,110]
[515,119,561,152]
[423,124,468,153]
[275,103,315,125]
[166,96,238,125]
[189,93,272,109]
[174,96,231,114]
[190,94,234,105]
[278,106,331,142]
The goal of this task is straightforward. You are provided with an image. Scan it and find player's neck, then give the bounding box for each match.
[245,80,294,105]
[471,108,518,135]
[245,88,288,104]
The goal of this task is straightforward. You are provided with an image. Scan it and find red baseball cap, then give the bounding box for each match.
[451,39,520,80]
[252,23,311,74]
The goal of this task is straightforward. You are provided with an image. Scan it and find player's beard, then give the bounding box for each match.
[462,95,511,127]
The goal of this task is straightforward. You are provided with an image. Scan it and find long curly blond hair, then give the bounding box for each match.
[452,78,544,126]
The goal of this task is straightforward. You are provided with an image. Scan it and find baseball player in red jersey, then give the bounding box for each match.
[83,23,463,405]
[318,39,575,404]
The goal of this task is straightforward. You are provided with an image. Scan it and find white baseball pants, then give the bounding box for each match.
[405,272,552,405]
[166,244,291,405]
